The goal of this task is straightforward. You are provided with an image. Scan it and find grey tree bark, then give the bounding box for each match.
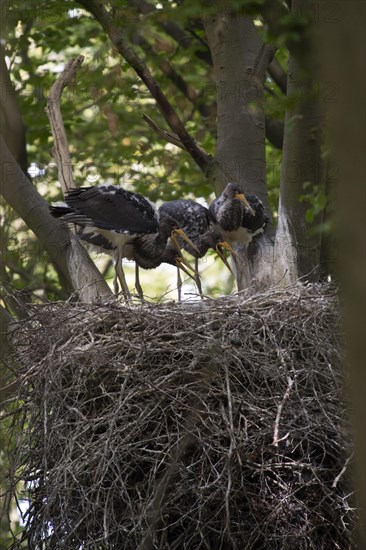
[203,10,275,290]
[272,0,327,284]
[319,158,338,279]
[0,136,111,302]
[0,45,29,175]
[317,2,366,544]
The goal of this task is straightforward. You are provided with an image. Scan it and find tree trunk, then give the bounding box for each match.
[317,2,366,544]
[203,9,274,290]
[0,136,111,302]
[274,1,326,283]
[0,45,29,175]
[319,158,338,279]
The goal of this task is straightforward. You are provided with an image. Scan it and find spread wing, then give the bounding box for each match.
[61,186,159,235]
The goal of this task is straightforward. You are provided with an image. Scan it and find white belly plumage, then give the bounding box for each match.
[212,224,252,245]
[84,227,138,248]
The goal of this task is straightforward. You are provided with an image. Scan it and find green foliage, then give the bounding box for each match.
[1,0,291,304]
[1,0,216,304]
[1,2,339,543]
[265,142,281,222]
[300,181,333,233]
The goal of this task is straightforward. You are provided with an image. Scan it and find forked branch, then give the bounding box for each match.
[77,0,212,174]
[45,55,85,194]
[142,114,185,150]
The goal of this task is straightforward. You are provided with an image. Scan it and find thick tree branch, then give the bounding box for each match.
[128,0,212,65]
[278,62,326,280]
[259,0,312,70]
[142,114,185,150]
[0,45,29,176]
[253,43,278,85]
[268,58,287,94]
[78,0,212,173]
[0,136,111,302]
[265,116,284,149]
[132,32,210,118]
[45,56,85,194]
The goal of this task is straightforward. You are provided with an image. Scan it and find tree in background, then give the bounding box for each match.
[1,0,336,304]
[1,1,364,545]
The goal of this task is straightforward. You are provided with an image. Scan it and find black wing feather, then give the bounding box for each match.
[77,228,117,251]
[61,186,158,234]
[159,200,210,240]
[242,195,267,233]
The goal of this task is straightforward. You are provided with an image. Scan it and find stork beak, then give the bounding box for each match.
[171,229,200,254]
[218,241,236,255]
[215,243,235,275]
[175,257,200,280]
[176,255,200,277]
[235,193,255,216]
[172,229,200,254]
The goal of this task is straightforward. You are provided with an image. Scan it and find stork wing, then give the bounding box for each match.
[159,200,210,237]
[241,195,266,233]
[64,186,159,234]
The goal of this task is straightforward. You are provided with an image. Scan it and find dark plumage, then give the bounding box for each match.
[159,200,234,299]
[159,200,211,256]
[51,185,161,298]
[78,216,178,269]
[51,186,198,299]
[77,216,183,299]
[242,194,268,237]
[51,185,158,238]
[76,230,116,251]
[209,182,267,245]
[123,215,179,269]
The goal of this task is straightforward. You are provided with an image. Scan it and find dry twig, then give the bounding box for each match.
[45,56,84,193]
[3,284,357,549]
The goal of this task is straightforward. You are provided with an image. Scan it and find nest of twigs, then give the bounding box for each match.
[5,284,356,549]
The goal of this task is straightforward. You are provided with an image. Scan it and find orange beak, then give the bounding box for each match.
[215,242,235,275]
[175,257,200,280]
[235,193,255,216]
[171,228,200,254]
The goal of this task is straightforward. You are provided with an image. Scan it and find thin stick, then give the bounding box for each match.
[273,376,294,447]
[332,453,354,488]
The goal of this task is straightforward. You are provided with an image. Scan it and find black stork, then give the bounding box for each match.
[50,185,196,299]
[158,199,234,299]
[75,225,197,300]
[209,182,268,246]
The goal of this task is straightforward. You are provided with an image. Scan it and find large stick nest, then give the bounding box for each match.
[5,284,356,549]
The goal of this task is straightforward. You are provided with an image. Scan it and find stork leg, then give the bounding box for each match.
[194,258,204,299]
[135,264,144,300]
[115,247,131,301]
[113,270,119,295]
[176,267,182,302]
